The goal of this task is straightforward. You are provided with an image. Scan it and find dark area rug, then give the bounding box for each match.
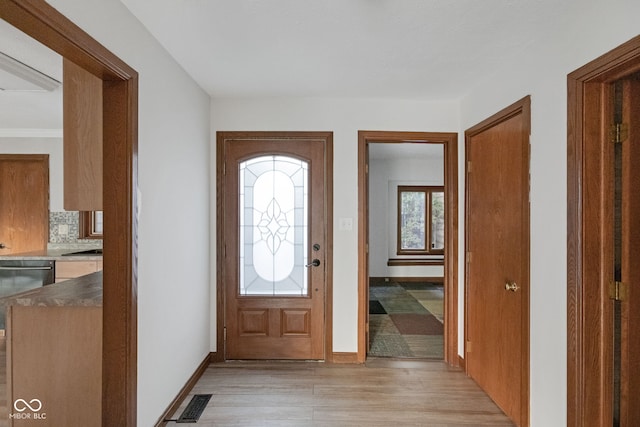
[368,279,444,359]
[390,313,443,335]
[369,300,387,314]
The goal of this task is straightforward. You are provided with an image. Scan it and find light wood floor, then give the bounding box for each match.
[164,358,514,426]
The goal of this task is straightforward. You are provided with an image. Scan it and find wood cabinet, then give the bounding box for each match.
[6,305,101,426]
[55,260,103,282]
[63,59,103,211]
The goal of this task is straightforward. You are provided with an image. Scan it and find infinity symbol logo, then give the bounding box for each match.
[14,399,42,412]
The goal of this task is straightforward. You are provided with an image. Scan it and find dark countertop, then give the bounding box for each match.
[0,271,102,307]
[0,247,103,261]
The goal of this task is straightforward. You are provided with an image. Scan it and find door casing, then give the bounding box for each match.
[357,131,458,364]
[216,131,334,361]
[0,2,139,426]
[567,35,640,426]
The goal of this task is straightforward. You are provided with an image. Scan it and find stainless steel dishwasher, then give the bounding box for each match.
[0,259,55,329]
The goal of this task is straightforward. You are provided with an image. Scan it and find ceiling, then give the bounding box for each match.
[121,0,571,99]
[0,1,572,131]
[0,19,62,132]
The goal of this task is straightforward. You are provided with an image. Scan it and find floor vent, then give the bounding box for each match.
[176,394,212,423]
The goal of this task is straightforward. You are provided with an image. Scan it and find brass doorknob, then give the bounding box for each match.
[505,281,519,292]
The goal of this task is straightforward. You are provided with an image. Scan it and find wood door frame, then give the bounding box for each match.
[357,131,458,364]
[0,154,49,253]
[216,131,334,362]
[0,1,139,425]
[567,35,640,426]
[464,96,531,427]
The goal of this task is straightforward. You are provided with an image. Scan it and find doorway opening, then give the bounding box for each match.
[367,144,445,358]
[1,2,138,425]
[357,131,458,364]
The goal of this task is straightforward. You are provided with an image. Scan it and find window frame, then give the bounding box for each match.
[79,211,103,239]
[396,185,444,256]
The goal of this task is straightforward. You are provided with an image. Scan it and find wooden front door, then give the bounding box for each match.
[465,97,530,426]
[0,155,49,255]
[220,132,329,360]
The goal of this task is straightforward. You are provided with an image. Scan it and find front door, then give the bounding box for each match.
[220,132,329,360]
[465,97,530,426]
[0,154,49,255]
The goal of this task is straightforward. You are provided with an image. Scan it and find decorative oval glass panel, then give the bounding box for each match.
[239,155,308,296]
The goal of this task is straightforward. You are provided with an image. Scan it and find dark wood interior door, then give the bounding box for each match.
[465,98,530,426]
[0,155,49,255]
[616,73,640,426]
[222,133,327,360]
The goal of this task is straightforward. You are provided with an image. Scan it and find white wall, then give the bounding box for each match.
[0,137,64,211]
[42,1,212,425]
[211,97,459,352]
[459,1,640,425]
[368,156,444,278]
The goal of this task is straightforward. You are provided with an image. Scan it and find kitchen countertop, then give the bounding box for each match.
[0,247,103,261]
[0,271,102,307]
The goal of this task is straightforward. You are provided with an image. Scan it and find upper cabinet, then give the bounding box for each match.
[63,59,103,211]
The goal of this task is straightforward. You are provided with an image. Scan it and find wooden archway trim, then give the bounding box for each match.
[567,35,640,426]
[357,131,458,364]
[0,1,139,426]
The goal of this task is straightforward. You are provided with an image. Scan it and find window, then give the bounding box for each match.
[79,211,103,239]
[397,186,444,255]
[239,155,309,296]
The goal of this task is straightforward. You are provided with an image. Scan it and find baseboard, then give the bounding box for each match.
[458,355,466,370]
[369,276,444,284]
[331,352,359,364]
[154,352,213,427]
[209,350,224,363]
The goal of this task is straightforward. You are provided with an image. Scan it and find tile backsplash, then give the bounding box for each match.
[49,211,102,245]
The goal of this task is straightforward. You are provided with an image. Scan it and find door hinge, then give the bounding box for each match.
[466,341,472,353]
[467,160,472,173]
[223,326,227,341]
[609,281,628,301]
[365,163,369,174]
[366,243,369,254]
[466,251,472,263]
[610,123,629,144]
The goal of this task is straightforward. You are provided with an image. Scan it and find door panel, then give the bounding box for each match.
[222,135,326,360]
[465,98,530,426]
[0,155,49,255]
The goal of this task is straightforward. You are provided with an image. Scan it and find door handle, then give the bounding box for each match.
[305,259,321,267]
[505,281,520,292]
[0,243,5,249]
